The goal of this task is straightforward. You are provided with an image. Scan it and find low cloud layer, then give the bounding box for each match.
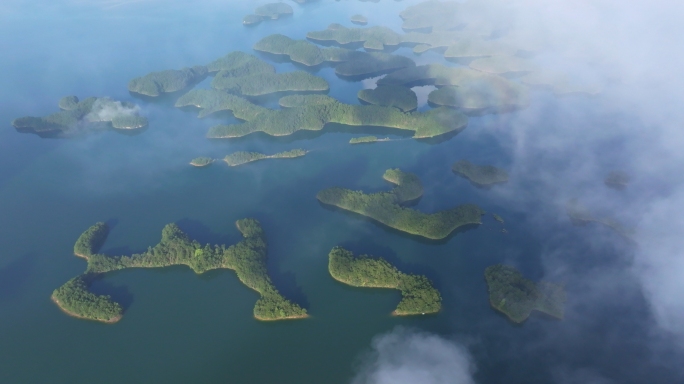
[352,327,476,384]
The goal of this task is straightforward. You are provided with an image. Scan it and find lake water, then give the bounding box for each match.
[0,1,679,383]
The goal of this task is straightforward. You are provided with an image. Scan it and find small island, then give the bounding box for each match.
[190,157,214,167]
[350,14,368,26]
[243,3,293,25]
[349,136,389,144]
[452,160,509,188]
[224,149,307,166]
[128,66,207,97]
[175,90,468,140]
[358,85,418,112]
[604,171,630,190]
[52,220,308,323]
[485,264,565,323]
[211,70,329,96]
[492,213,504,224]
[328,247,441,315]
[317,168,484,240]
[12,96,148,137]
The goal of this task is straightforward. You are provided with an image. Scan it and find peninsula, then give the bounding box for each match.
[317,168,484,240]
[328,247,441,315]
[175,90,468,140]
[12,96,148,137]
[452,160,509,187]
[485,264,565,323]
[128,66,207,97]
[224,149,307,166]
[52,220,308,323]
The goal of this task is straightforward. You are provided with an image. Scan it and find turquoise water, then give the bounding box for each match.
[0,1,679,383]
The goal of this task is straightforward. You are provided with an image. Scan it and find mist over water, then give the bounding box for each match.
[1,0,683,383]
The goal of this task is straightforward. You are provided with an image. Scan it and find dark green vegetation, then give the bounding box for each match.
[379,63,505,87]
[224,149,307,166]
[176,90,467,139]
[12,96,148,137]
[52,219,308,323]
[350,136,386,144]
[566,199,634,240]
[253,34,415,77]
[128,66,207,97]
[452,160,509,187]
[206,51,275,76]
[317,168,484,240]
[604,171,630,190]
[52,275,123,323]
[377,64,529,114]
[74,222,110,258]
[243,3,293,25]
[328,247,441,315]
[175,89,266,119]
[278,94,337,108]
[190,157,214,167]
[428,82,528,114]
[211,71,329,96]
[350,14,368,25]
[307,25,401,51]
[485,264,565,323]
[358,85,417,112]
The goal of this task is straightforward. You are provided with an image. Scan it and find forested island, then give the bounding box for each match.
[485,264,565,323]
[350,14,368,25]
[52,220,308,323]
[190,157,214,167]
[358,85,417,112]
[206,51,276,77]
[377,64,529,114]
[328,247,441,315]
[211,70,329,96]
[128,66,207,97]
[224,149,307,166]
[566,199,634,240]
[317,168,484,240]
[12,96,148,137]
[452,160,509,187]
[253,34,415,77]
[175,90,468,139]
[243,3,293,25]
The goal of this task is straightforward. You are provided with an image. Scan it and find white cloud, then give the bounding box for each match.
[352,327,476,384]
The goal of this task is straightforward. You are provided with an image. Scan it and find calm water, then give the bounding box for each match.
[0,1,677,383]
